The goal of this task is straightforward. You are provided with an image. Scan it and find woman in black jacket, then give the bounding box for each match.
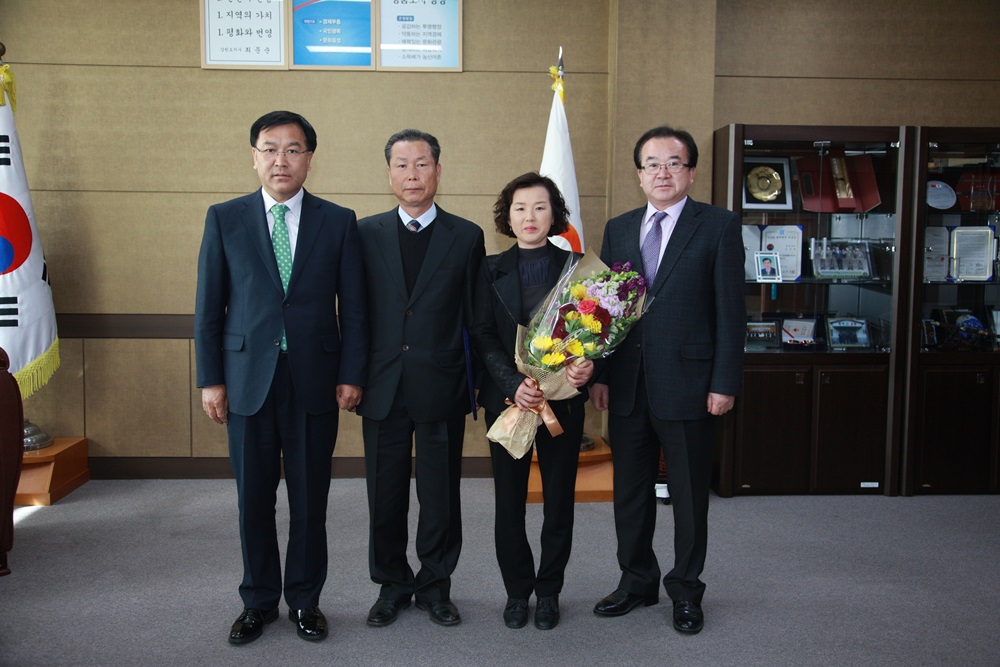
[472,172,594,631]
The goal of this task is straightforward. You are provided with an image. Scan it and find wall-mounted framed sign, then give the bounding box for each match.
[201,0,287,69]
[292,0,375,69]
[378,0,462,71]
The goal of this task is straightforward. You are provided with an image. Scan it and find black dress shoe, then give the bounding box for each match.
[672,600,704,634]
[228,607,278,645]
[366,597,411,627]
[593,588,659,617]
[534,595,560,630]
[289,607,328,641]
[502,597,529,629]
[415,599,461,626]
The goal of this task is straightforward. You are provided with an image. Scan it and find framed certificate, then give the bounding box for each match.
[761,225,803,281]
[826,317,870,349]
[743,157,793,210]
[755,252,781,282]
[949,226,995,281]
[923,226,950,282]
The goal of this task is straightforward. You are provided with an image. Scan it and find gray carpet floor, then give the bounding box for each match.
[2,479,999,666]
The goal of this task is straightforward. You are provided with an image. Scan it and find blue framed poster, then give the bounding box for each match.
[292,0,374,68]
[378,0,462,70]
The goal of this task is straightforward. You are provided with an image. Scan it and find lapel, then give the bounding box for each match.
[491,245,522,325]
[649,198,699,294]
[408,207,457,306]
[373,209,410,301]
[288,190,321,296]
[624,208,646,278]
[243,190,284,296]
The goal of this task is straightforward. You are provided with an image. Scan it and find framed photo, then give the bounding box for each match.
[743,157,793,211]
[949,226,995,281]
[781,318,817,345]
[745,321,779,349]
[755,252,781,282]
[810,238,872,279]
[826,317,870,349]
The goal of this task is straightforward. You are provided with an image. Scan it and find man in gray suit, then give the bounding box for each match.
[590,126,744,634]
[357,129,485,628]
[195,111,368,644]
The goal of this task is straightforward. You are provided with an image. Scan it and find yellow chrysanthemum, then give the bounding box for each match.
[531,336,553,352]
[580,314,603,334]
[541,352,566,367]
[564,339,584,357]
[570,283,588,300]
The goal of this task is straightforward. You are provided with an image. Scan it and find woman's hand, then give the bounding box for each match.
[513,377,544,411]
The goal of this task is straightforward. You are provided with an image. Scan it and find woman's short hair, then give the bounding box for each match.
[493,172,571,239]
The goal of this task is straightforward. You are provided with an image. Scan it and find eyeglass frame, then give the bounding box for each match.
[640,160,691,175]
[253,146,313,160]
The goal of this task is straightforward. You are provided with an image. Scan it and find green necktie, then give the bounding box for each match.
[270,203,291,351]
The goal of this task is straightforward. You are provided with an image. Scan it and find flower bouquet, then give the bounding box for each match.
[487,251,650,458]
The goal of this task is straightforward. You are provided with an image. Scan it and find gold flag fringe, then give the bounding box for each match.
[13,337,60,400]
[0,63,15,111]
[548,65,564,103]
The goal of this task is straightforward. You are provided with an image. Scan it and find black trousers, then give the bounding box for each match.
[227,355,338,610]
[486,394,585,599]
[362,388,465,604]
[607,372,715,605]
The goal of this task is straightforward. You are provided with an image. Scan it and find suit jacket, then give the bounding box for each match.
[472,242,580,415]
[600,197,745,421]
[194,188,368,416]
[356,206,485,422]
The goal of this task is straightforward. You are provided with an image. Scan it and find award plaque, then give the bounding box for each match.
[781,318,816,345]
[927,180,957,210]
[743,157,793,210]
[949,226,995,281]
[826,317,870,349]
[755,252,781,282]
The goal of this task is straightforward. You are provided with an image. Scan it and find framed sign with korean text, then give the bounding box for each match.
[202,0,286,68]
[378,0,462,71]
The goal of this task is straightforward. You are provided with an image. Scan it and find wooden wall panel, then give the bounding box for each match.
[716,0,1000,81]
[83,339,191,457]
[20,339,85,438]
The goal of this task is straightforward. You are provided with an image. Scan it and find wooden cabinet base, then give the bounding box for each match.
[15,438,90,506]
[527,436,613,503]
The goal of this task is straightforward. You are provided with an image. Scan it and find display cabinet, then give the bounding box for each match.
[904,128,1000,494]
[712,125,914,496]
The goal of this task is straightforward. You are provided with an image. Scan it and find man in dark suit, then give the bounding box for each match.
[195,110,368,645]
[760,257,777,276]
[357,129,485,628]
[590,126,744,634]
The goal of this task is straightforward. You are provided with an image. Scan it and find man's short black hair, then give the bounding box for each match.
[633,126,699,169]
[250,111,318,152]
[384,129,441,164]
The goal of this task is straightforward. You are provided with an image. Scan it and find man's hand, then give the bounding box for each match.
[202,385,229,424]
[513,378,544,411]
[566,359,594,388]
[590,382,609,411]
[337,384,363,412]
[707,392,735,416]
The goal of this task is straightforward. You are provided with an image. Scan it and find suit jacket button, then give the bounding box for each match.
[283,302,290,309]
[405,309,414,317]
[274,340,281,347]
[402,344,409,351]
[634,342,641,349]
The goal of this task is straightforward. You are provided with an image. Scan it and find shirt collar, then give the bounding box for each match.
[261,188,304,218]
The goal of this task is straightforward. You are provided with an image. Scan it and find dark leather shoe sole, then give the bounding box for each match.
[366,599,411,627]
[228,607,279,645]
[416,600,461,626]
[593,591,659,617]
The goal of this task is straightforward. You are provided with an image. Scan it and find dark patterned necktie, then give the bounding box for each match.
[641,210,667,285]
[407,220,422,232]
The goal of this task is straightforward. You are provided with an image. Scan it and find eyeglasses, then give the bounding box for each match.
[253,147,312,160]
[641,160,690,175]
